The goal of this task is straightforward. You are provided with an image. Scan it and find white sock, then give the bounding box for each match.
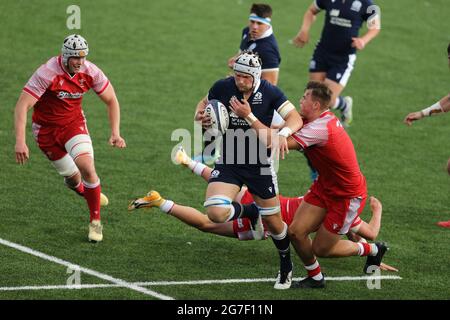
[369,243,378,256]
[160,200,174,213]
[191,162,207,176]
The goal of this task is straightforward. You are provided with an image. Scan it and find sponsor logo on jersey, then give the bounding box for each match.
[57,91,84,99]
[252,92,263,104]
[229,111,239,118]
[351,0,362,12]
[330,9,340,17]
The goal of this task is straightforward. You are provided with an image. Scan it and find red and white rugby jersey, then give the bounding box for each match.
[292,110,366,198]
[24,55,109,127]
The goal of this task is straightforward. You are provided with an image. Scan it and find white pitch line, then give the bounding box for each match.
[0,275,402,292]
[0,237,174,300]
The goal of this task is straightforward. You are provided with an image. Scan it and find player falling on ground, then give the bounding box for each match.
[292,0,381,127]
[14,34,126,242]
[128,147,397,272]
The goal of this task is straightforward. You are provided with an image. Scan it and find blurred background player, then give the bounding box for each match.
[228,3,281,85]
[287,82,387,289]
[14,34,126,242]
[292,0,381,127]
[194,52,302,289]
[128,147,397,272]
[403,43,450,229]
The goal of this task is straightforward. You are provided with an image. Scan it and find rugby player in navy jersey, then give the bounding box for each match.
[192,52,302,289]
[292,0,381,127]
[228,3,281,85]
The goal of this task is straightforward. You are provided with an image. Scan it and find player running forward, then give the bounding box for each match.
[14,34,126,242]
[286,81,388,289]
[292,0,381,127]
[193,52,302,289]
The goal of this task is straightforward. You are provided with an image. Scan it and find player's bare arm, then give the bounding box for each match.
[14,92,37,164]
[292,3,319,48]
[352,27,380,50]
[277,108,303,159]
[99,84,126,148]
[261,70,279,86]
[404,94,450,126]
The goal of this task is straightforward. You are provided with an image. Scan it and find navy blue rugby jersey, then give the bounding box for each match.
[239,27,281,70]
[207,77,289,166]
[315,0,377,55]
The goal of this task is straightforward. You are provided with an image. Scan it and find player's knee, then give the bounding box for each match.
[204,195,233,223]
[52,154,79,177]
[207,206,232,223]
[288,225,305,243]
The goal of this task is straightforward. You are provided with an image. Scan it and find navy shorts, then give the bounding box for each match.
[309,47,357,86]
[208,164,278,200]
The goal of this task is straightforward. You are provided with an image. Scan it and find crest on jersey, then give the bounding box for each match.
[252,92,263,104]
[351,1,362,12]
[248,43,257,52]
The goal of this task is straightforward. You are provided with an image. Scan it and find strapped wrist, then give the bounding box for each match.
[245,113,258,126]
[278,127,293,138]
[421,102,443,117]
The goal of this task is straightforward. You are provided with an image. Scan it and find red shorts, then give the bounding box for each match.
[32,119,90,161]
[304,180,367,235]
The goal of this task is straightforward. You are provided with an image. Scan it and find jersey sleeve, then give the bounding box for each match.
[362,0,379,22]
[207,79,224,101]
[23,64,53,100]
[86,62,110,94]
[314,0,327,11]
[259,46,280,70]
[270,85,288,111]
[291,123,328,149]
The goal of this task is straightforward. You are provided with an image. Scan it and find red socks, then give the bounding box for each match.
[82,180,101,222]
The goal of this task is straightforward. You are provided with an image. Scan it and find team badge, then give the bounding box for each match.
[211,170,220,178]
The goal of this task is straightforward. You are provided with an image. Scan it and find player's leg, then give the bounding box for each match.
[352,196,382,241]
[254,195,294,289]
[128,191,237,238]
[318,195,388,274]
[62,128,104,242]
[325,54,356,127]
[174,146,212,181]
[289,199,327,289]
[309,72,326,82]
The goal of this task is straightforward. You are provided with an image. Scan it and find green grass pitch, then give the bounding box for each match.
[0,0,449,300]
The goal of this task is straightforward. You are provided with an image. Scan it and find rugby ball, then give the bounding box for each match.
[204,99,229,135]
